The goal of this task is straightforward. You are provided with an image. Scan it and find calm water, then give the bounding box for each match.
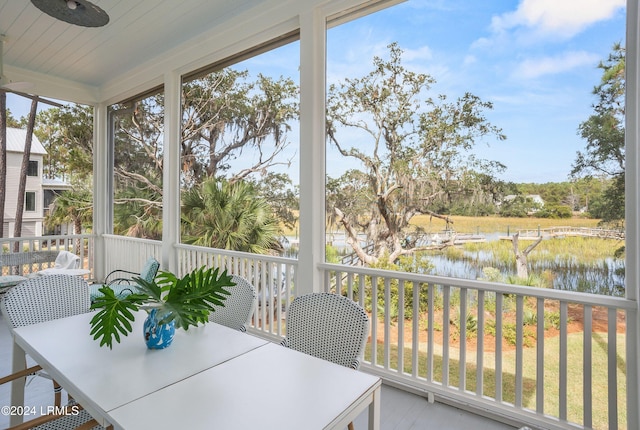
[286,235,626,297]
[425,254,625,297]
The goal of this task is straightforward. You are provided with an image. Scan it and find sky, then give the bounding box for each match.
[6,0,626,185]
[323,0,626,184]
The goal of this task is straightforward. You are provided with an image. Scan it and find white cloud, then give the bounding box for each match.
[492,0,625,38]
[513,51,600,79]
[402,46,433,62]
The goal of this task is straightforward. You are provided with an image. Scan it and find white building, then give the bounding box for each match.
[2,127,71,238]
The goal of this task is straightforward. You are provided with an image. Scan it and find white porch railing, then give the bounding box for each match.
[175,243,297,340]
[99,235,637,429]
[102,234,162,279]
[0,234,95,276]
[319,262,637,430]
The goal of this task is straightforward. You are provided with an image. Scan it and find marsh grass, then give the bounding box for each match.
[410,215,601,235]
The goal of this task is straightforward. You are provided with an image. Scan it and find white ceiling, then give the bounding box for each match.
[0,0,268,101]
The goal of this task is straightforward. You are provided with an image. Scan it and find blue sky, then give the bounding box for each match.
[324,0,626,184]
[7,0,626,185]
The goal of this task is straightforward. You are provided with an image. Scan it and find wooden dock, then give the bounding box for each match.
[499,226,624,241]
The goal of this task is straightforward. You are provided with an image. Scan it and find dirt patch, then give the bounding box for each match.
[375,303,626,353]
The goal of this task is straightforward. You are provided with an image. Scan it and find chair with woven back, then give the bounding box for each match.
[0,274,106,430]
[88,256,159,303]
[280,292,370,430]
[208,274,257,332]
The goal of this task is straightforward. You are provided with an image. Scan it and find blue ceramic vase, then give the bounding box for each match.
[143,308,175,349]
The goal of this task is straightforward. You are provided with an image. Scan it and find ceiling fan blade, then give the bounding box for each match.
[31,0,109,28]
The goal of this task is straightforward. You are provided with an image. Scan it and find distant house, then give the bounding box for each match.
[2,127,72,238]
[503,194,545,206]
[502,194,545,214]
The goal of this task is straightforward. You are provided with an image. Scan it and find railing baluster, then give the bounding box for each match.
[495,293,503,403]
[515,295,524,407]
[371,275,378,367]
[459,287,467,392]
[536,297,545,414]
[559,301,568,421]
[427,282,434,382]
[398,278,405,375]
[412,280,419,378]
[384,277,391,370]
[442,284,450,387]
[476,290,485,396]
[607,307,618,430]
[583,305,593,429]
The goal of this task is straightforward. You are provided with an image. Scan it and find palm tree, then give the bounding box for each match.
[181,178,282,254]
[45,188,93,252]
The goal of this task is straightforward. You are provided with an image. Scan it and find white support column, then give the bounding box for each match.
[162,71,182,273]
[625,1,640,429]
[93,103,109,281]
[297,9,327,295]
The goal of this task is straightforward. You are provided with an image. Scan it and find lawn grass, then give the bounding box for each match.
[366,331,626,430]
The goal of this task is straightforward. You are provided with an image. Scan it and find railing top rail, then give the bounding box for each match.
[319,262,636,310]
[0,233,94,242]
[175,242,298,265]
[103,234,162,247]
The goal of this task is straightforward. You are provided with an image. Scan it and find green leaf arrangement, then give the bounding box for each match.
[90,266,235,349]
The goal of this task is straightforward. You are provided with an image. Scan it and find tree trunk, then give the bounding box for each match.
[511,232,543,279]
[74,215,83,254]
[13,99,38,252]
[0,92,6,238]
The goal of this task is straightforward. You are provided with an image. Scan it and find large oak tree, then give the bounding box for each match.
[326,43,506,265]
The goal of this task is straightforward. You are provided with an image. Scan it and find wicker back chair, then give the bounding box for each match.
[281,292,369,370]
[1,274,90,328]
[0,275,103,429]
[208,275,257,332]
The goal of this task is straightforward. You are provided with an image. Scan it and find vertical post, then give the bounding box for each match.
[625,1,640,429]
[163,71,182,274]
[298,8,326,295]
[93,103,109,281]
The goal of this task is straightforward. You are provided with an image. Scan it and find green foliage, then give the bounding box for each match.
[522,308,537,326]
[543,310,568,330]
[502,322,536,347]
[499,195,541,217]
[536,205,573,219]
[325,245,341,263]
[326,42,505,265]
[181,178,282,254]
[572,43,625,223]
[45,188,93,235]
[90,266,234,349]
[451,308,478,338]
[367,256,433,320]
[36,104,95,184]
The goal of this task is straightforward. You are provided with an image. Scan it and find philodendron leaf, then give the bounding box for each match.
[163,266,235,331]
[89,286,148,349]
[89,266,236,348]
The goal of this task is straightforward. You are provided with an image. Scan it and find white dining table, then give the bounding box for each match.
[10,311,381,430]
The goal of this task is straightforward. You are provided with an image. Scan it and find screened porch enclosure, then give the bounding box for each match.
[1,0,639,429]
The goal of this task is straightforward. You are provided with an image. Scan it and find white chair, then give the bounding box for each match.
[281,292,370,430]
[0,275,104,430]
[208,275,257,332]
[281,292,369,369]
